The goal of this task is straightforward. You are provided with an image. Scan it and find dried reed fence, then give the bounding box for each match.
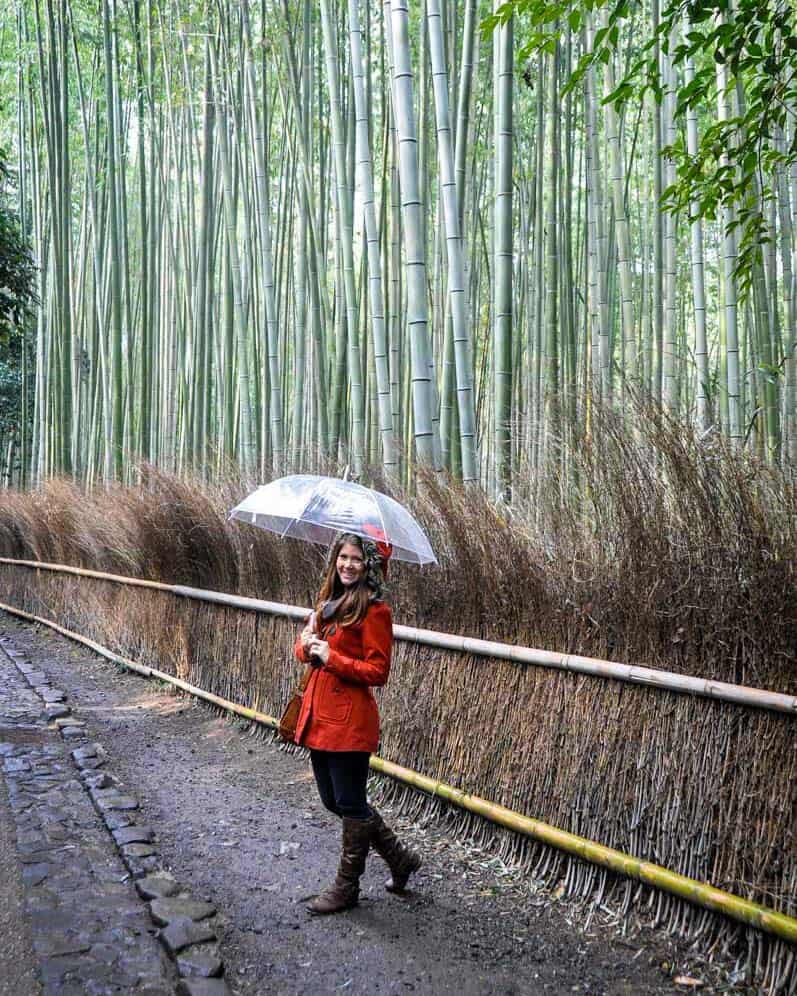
[0,416,794,991]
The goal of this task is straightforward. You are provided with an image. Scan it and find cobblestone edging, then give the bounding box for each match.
[0,630,232,996]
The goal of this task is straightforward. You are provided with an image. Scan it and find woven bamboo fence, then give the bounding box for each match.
[0,561,794,993]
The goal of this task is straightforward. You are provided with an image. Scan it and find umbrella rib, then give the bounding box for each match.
[288,479,324,536]
[278,517,297,539]
[374,496,389,549]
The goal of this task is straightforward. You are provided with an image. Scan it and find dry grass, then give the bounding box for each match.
[0,411,794,992]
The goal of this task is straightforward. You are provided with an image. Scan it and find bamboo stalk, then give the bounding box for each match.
[0,597,795,948]
[0,558,794,715]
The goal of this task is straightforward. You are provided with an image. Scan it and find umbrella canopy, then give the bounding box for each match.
[229,475,438,566]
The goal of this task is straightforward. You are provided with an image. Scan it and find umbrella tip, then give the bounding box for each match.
[342,464,350,482]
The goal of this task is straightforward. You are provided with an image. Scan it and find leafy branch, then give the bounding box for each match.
[484,0,797,297]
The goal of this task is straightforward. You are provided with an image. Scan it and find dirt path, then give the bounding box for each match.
[1,613,737,996]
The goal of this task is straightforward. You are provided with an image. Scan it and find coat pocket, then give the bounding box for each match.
[314,671,353,725]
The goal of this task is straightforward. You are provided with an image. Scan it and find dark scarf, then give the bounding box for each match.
[321,595,346,623]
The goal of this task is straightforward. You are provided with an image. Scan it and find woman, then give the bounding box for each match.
[294,531,421,915]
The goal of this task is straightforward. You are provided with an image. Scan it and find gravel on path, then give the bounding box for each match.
[0,613,747,996]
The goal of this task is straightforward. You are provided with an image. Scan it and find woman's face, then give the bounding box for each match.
[336,542,365,587]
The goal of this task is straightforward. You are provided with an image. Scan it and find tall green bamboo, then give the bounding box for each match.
[427,0,477,483]
[242,0,284,474]
[684,48,709,432]
[209,35,255,475]
[320,0,366,474]
[661,24,678,413]
[385,0,437,468]
[602,22,635,391]
[493,4,513,497]
[715,40,740,444]
[347,0,397,473]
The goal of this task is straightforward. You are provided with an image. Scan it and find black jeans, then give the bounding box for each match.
[310,750,372,821]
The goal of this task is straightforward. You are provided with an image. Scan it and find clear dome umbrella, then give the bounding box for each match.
[229,475,437,566]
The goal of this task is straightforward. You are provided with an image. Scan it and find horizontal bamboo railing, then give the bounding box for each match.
[0,596,795,949]
[1,557,795,715]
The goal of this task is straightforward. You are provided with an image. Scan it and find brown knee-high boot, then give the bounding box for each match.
[306,817,372,915]
[369,808,422,892]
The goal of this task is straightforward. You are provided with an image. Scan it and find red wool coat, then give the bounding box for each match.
[293,600,393,753]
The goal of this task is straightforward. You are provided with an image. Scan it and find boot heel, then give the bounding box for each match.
[386,851,422,892]
[369,808,422,893]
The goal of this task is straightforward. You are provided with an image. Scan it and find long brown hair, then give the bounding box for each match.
[314,533,381,629]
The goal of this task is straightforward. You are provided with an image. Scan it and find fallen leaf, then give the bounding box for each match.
[674,976,704,988]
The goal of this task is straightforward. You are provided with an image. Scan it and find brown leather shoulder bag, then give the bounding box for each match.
[278,665,313,744]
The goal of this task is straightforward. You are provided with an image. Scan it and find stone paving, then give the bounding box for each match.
[0,631,232,996]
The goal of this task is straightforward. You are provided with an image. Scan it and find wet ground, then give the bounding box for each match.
[0,612,751,995]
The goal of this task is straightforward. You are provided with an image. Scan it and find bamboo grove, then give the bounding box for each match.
[0,0,795,493]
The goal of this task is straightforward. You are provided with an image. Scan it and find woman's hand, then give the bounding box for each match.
[307,637,330,665]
